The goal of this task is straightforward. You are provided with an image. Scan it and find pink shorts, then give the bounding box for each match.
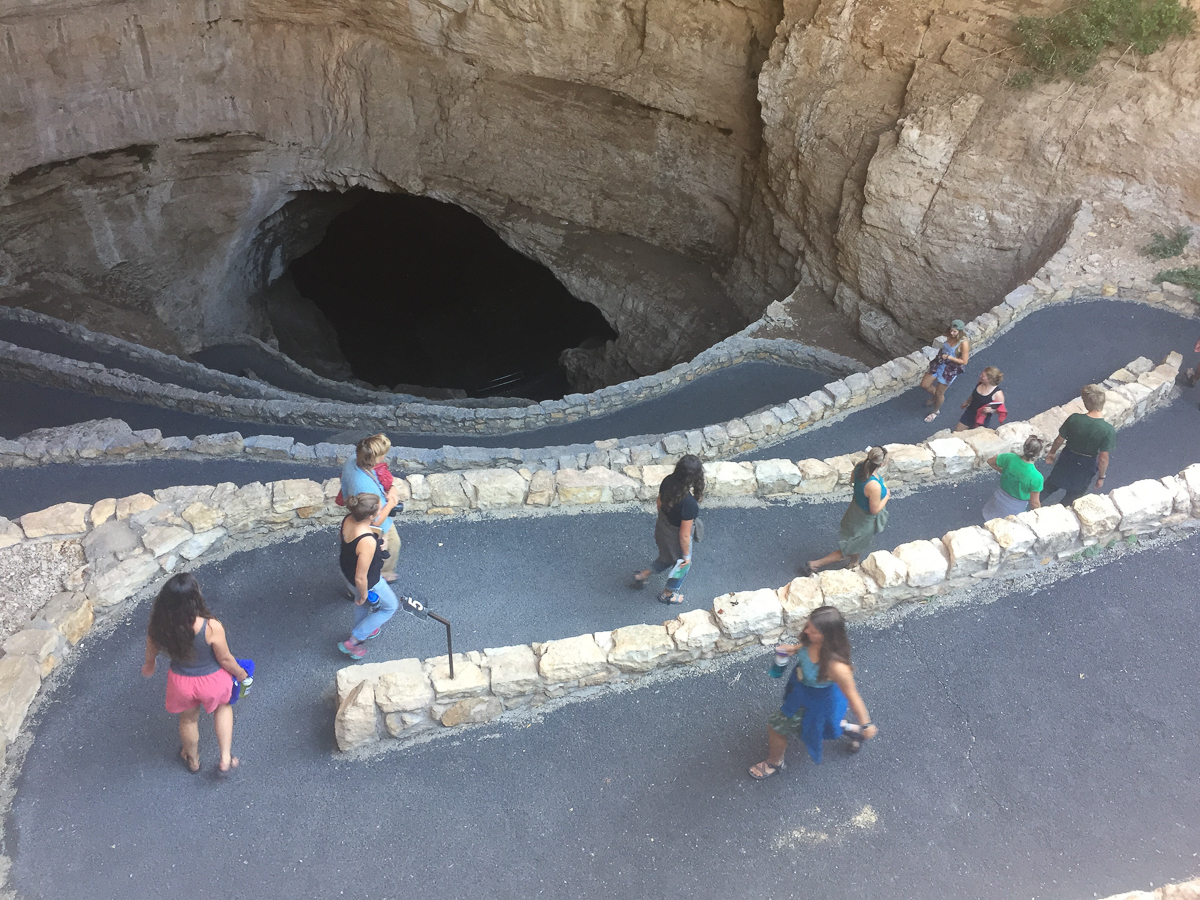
[165,668,234,714]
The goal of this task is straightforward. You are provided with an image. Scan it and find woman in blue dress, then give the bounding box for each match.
[920,318,971,423]
[749,606,878,779]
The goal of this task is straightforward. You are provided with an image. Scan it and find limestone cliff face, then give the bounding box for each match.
[0,0,779,376]
[752,0,1200,351]
[1,0,1198,374]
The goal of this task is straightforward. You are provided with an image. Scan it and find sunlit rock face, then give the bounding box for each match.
[0,0,778,382]
[1,0,1198,377]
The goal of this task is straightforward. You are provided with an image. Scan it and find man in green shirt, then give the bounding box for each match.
[1042,384,1116,506]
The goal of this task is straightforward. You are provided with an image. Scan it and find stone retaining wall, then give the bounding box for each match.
[0,351,1179,518]
[0,305,508,408]
[0,310,863,438]
[332,460,1200,752]
[2,200,1197,474]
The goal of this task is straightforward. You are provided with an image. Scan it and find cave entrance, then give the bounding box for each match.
[287,190,617,400]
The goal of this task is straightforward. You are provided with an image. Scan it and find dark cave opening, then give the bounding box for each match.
[288,191,617,400]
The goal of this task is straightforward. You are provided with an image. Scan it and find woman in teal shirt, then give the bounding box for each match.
[982,435,1045,521]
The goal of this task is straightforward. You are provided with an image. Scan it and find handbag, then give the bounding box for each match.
[692,517,705,543]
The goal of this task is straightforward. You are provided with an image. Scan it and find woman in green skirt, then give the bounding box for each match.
[803,447,890,574]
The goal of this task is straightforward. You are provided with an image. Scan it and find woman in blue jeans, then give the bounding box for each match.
[338,493,399,660]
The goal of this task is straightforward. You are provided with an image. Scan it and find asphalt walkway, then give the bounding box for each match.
[2,297,1199,900]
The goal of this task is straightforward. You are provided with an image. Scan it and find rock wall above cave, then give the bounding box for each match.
[1,0,1198,374]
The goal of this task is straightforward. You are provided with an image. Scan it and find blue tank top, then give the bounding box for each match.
[853,473,886,512]
[169,619,221,677]
[790,651,833,689]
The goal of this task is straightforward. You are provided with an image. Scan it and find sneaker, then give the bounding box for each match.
[362,628,381,641]
[338,639,367,660]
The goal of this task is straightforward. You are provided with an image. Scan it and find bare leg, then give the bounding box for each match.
[381,528,400,580]
[178,707,201,772]
[634,568,652,584]
[953,420,967,432]
[808,549,844,571]
[750,728,790,777]
[920,373,936,402]
[213,703,238,772]
[925,383,948,421]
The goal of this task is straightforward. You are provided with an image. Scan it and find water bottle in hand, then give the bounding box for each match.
[769,648,791,678]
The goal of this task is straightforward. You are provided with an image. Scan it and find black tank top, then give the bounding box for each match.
[963,384,1000,418]
[340,528,383,588]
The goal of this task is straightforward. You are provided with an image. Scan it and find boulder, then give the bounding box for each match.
[893,540,949,588]
[712,589,783,639]
[861,550,908,588]
[2,629,64,676]
[555,467,639,504]
[81,519,140,564]
[882,444,934,480]
[943,526,1000,576]
[779,576,824,625]
[141,524,193,558]
[85,553,162,607]
[463,469,528,510]
[668,610,722,655]
[753,459,802,495]
[957,428,1009,464]
[702,461,757,498]
[539,635,608,682]
[20,502,90,538]
[639,465,675,492]
[191,432,244,455]
[374,659,435,713]
[483,645,542,699]
[440,697,503,727]
[1072,494,1121,540]
[0,654,41,742]
[1110,479,1175,532]
[182,502,224,532]
[525,470,555,507]
[826,452,867,485]
[243,435,294,459]
[815,569,870,610]
[89,498,116,528]
[32,592,93,644]
[926,438,976,477]
[334,680,379,751]
[177,528,227,561]
[608,624,677,672]
[985,516,1038,556]
[1015,506,1081,554]
[428,656,489,699]
[219,482,271,530]
[271,479,324,513]
[0,517,24,549]
[1180,464,1200,517]
[794,459,838,494]
[427,473,471,509]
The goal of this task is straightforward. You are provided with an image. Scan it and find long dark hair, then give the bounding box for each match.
[660,454,706,509]
[801,605,853,680]
[147,572,213,661]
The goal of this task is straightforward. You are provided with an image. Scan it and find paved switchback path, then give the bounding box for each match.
[8,535,1199,900]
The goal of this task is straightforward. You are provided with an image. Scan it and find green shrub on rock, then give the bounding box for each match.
[1014,0,1195,81]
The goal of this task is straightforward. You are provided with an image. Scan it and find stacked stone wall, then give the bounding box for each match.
[332,460,1200,752]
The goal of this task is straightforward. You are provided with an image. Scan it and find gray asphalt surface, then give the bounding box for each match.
[741,298,1200,461]
[194,343,377,402]
[9,529,1199,900]
[0,361,828,451]
[4,298,1200,900]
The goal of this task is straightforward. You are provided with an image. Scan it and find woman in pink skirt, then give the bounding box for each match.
[142,573,248,774]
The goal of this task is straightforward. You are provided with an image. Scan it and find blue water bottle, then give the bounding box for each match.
[769,648,791,679]
[367,590,381,613]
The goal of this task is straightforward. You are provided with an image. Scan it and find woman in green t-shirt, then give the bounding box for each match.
[982,435,1045,522]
